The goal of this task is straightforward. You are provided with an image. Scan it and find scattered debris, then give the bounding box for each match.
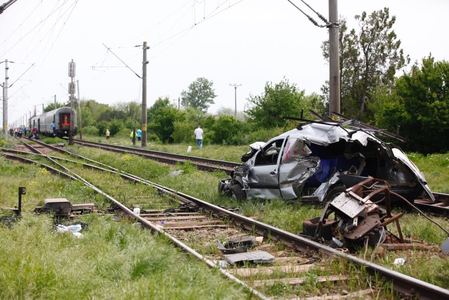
[169,170,184,177]
[56,223,84,238]
[393,257,406,266]
[35,198,95,218]
[224,250,275,265]
[302,178,402,250]
[217,235,258,254]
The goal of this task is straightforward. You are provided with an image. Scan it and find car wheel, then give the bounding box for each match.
[323,184,346,203]
[230,183,246,200]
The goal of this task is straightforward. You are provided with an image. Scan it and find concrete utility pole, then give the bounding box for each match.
[141,41,149,147]
[68,59,76,145]
[328,0,340,116]
[76,79,82,140]
[229,83,241,118]
[0,59,11,134]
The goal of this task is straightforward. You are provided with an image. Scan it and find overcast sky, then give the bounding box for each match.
[1,0,448,126]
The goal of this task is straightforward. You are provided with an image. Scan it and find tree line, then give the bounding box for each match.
[45,7,449,153]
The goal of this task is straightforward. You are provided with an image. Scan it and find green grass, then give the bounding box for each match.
[0,214,246,299]
[1,137,449,296]
[62,143,449,289]
[0,143,247,299]
[407,152,449,193]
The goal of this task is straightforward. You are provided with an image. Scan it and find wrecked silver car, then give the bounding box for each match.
[219,120,434,203]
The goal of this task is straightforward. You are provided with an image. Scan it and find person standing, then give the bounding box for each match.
[50,121,56,136]
[136,128,142,141]
[105,128,110,139]
[194,125,204,149]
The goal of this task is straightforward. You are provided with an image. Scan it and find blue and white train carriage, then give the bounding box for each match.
[29,107,77,137]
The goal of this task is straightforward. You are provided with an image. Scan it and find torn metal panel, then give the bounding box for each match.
[224,250,275,265]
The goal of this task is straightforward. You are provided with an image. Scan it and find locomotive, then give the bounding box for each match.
[29,107,77,137]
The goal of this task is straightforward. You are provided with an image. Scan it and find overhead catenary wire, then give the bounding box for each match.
[0,0,70,57]
[285,0,329,28]
[0,0,18,14]
[152,0,245,49]
[102,43,141,79]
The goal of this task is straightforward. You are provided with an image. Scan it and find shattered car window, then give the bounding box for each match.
[255,139,284,166]
[281,138,312,164]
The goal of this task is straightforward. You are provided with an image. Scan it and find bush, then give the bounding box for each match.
[211,115,243,145]
[172,120,196,143]
[82,126,99,136]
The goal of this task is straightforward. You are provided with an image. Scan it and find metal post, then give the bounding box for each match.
[328,0,340,116]
[77,80,83,140]
[141,41,149,147]
[17,186,26,217]
[229,83,241,118]
[68,59,76,145]
[2,59,9,134]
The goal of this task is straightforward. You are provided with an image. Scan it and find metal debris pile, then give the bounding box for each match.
[302,177,409,250]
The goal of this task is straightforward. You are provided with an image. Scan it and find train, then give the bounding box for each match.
[29,107,77,137]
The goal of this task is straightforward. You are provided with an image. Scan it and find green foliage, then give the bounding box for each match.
[172,108,206,143]
[109,119,123,136]
[323,8,409,121]
[148,98,181,143]
[43,101,66,112]
[181,77,216,112]
[83,125,99,136]
[246,79,324,128]
[210,115,243,145]
[374,56,449,153]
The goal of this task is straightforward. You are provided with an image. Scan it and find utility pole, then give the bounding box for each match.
[0,59,13,134]
[229,83,241,118]
[328,0,340,116]
[141,41,149,147]
[68,59,76,145]
[76,80,82,140]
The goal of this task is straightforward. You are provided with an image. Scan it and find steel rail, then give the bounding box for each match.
[63,138,449,216]
[11,140,449,299]
[66,138,239,173]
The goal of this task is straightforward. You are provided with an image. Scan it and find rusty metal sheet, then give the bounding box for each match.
[344,214,381,240]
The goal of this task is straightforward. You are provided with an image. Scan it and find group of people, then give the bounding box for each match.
[104,125,204,148]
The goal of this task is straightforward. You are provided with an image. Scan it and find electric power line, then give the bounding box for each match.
[0,0,18,14]
[102,43,142,79]
[285,0,329,28]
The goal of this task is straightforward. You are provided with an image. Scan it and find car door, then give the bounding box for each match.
[278,137,320,199]
[246,138,286,199]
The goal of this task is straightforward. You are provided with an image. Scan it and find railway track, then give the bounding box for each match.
[66,137,239,174]
[1,139,448,299]
[64,137,449,218]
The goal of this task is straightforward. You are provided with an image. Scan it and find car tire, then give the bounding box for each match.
[302,217,337,240]
[323,184,346,203]
[230,183,246,200]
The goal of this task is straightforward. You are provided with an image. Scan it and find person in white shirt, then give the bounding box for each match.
[194,125,204,149]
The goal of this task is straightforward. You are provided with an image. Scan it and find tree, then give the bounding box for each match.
[211,115,243,145]
[322,8,409,120]
[246,79,324,128]
[375,56,449,153]
[181,77,216,111]
[148,97,181,143]
[44,101,65,112]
